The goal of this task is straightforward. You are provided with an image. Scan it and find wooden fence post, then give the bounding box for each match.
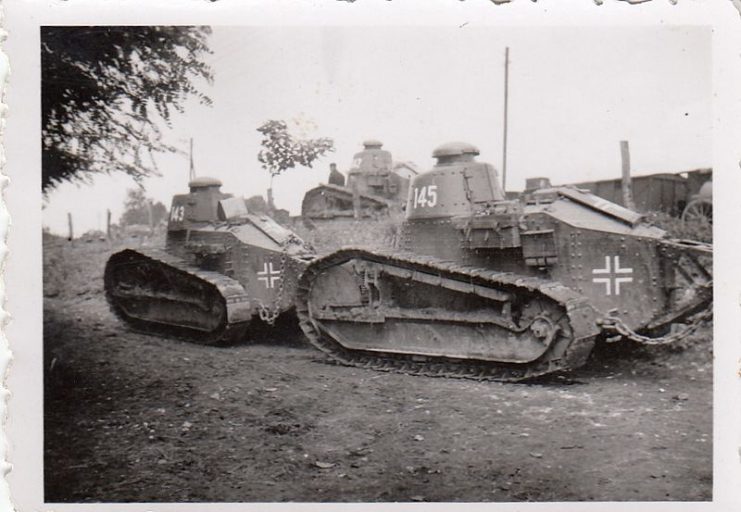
[67,212,74,242]
[147,200,154,235]
[106,209,112,239]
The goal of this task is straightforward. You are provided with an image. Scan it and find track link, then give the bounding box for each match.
[296,247,600,382]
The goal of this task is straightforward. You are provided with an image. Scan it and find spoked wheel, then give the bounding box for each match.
[682,199,712,225]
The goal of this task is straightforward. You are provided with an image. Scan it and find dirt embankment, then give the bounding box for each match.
[42,230,712,503]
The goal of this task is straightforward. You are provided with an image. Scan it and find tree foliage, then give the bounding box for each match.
[42,26,214,192]
[120,188,168,227]
[257,120,335,178]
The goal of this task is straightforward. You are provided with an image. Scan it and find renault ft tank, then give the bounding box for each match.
[105,177,315,344]
[301,140,413,220]
[296,142,713,381]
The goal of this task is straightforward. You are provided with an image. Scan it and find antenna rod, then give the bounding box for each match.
[502,47,509,192]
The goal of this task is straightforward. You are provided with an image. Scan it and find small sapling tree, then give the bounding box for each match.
[120,188,168,230]
[257,120,334,209]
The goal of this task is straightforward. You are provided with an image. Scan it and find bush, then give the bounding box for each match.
[645,211,712,244]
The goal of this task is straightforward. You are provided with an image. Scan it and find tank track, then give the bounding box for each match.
[296,248,601,382]
[105,248,252,345]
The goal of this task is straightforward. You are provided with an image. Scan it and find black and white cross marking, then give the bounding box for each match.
[592,255,633,296]
[257,262,281,289]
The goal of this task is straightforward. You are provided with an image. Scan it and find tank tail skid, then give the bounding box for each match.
[646,238,713,333]
[104,248,252,345]
[296,248,601,382]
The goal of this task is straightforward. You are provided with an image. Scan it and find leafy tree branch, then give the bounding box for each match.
[42,26,214,192]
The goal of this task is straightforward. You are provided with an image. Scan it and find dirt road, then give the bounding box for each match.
[42,234,712,503]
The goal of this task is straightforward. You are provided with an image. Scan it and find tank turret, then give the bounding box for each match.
[348,139,394,189]
[168,177,230,227]
[406,142,506,220]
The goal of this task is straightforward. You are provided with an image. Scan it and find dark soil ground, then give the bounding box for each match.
[42,223,712,503]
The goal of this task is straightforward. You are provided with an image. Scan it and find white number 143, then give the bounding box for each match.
[170,205,185,222]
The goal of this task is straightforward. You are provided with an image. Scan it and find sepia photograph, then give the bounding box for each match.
[4,1,741,511]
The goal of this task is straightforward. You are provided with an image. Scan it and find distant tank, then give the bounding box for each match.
[301,139,415,220]
[296,142,713,381]
[105,178,315,344]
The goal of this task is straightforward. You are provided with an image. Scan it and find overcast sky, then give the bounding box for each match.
[42,25,711,235]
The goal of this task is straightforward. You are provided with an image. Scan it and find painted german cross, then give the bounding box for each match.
[591,255,633,296]
[257,262,282,288]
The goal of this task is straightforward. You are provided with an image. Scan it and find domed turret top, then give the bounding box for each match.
[432,142,480,159]
[188,177,223,190]
[363,139,384,149]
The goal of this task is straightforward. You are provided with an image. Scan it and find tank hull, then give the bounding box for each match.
[301,184,394,220]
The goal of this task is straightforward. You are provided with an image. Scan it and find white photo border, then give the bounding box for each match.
[3,1,740,511]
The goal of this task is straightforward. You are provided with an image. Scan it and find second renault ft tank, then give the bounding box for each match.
[296,142,712,381]
[105,178,315,344]
[301,140,415,220]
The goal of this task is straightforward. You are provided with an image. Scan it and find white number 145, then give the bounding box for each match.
[413,185,438,208]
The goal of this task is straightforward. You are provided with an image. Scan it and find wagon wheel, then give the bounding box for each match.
[682,199,712,225]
